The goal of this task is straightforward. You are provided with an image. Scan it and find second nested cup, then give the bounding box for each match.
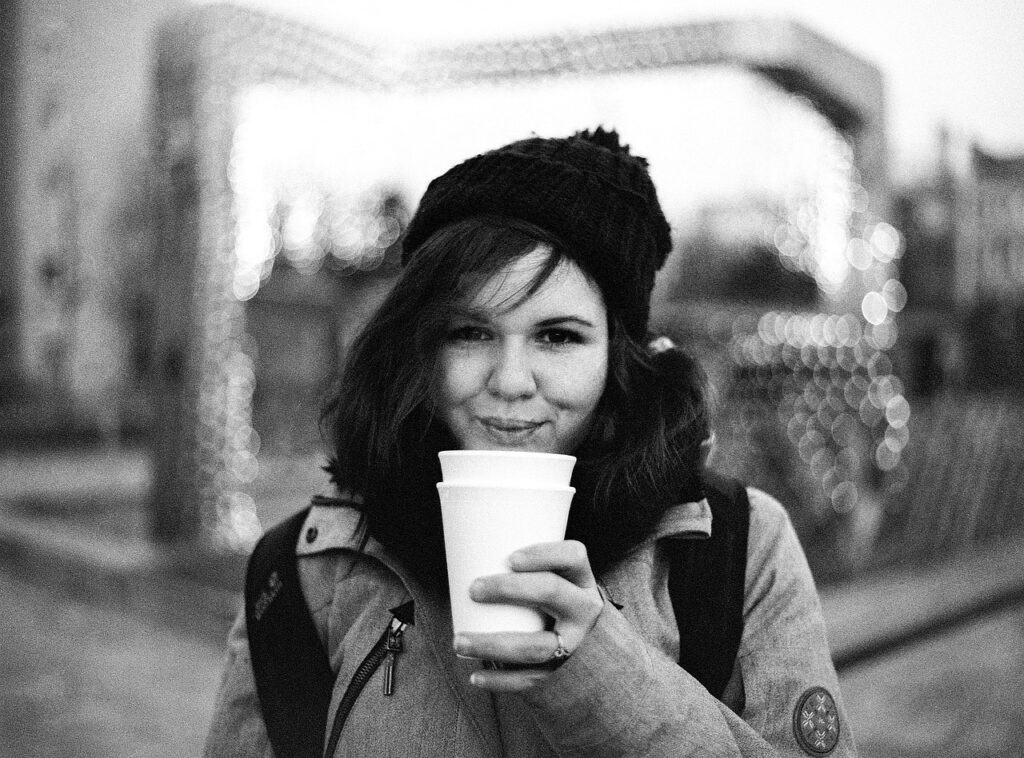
[438,450,576,487]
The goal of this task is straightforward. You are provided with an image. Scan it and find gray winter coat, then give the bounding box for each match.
[204,487,856,757]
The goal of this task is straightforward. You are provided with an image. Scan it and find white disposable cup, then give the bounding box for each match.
[437,482,575,635]
[438,450,576,487]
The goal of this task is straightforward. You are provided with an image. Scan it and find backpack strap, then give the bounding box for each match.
[245,506,334,758]
[668,471,750,702]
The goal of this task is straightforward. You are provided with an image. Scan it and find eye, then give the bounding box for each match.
[447,325,491,342]
[538,328,582,346]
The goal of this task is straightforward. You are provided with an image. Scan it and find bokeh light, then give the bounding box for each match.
[724,307,910,517]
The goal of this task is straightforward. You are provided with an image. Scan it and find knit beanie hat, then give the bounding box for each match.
[401,127,673,340]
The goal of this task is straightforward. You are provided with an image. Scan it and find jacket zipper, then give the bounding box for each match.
[381,616,405,696]
[322,603,413,758]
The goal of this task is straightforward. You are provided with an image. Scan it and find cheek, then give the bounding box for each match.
[436,350,483,406]
[549,350,607,414]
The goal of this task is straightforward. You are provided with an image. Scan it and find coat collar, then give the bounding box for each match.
[652,498,712,541]
[296,495,711,558]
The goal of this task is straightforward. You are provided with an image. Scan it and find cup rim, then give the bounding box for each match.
[438,450,576,462]
[436,482,575,494]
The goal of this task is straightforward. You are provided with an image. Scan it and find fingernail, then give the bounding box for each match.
[506,552,522,569]
[469,672,481,686]
[468,579,483,597]
[453,634,468,653]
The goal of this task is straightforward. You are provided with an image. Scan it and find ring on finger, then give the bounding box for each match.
[551,629,571,664]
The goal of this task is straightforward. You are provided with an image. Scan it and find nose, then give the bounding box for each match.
[486,341,537,400]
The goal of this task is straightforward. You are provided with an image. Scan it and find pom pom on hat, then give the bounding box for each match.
[575,126,647,166]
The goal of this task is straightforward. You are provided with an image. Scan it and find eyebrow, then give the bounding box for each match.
[536,316,597,329]
[450,308,596,329]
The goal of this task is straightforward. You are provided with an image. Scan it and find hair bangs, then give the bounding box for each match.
[421,216,569,315]
[455,242,565,316]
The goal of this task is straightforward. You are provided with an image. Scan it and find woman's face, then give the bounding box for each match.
[434,247,609,454]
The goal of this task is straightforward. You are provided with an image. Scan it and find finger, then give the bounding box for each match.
[454,631,558,665]
[508,541,597,588]
[469,666,551,692]
[470,573,581,619]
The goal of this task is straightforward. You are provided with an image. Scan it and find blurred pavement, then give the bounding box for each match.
[0,571,223,758]
[842,604,1024,758]
[1,444,1023,757]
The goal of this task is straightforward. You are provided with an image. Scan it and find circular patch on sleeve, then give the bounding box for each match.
[792,686,840,755]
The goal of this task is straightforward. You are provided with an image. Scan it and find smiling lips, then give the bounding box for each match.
[478,416,546,445]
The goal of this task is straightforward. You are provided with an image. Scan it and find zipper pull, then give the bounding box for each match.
[382,616,408,696]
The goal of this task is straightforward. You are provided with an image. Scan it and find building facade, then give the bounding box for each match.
[896,132,1024,394]
[0,0,188,442]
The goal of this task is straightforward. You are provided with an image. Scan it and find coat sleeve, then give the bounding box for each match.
[520,488,857,758]
[202,609,275,758]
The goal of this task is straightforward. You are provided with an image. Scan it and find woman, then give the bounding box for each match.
[205,128,855,757]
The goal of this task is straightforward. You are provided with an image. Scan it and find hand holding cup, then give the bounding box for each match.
[453,538,604,693]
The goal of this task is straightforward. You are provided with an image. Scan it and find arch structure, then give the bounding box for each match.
[151,3,888,550]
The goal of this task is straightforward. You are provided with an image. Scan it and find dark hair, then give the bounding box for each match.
[322,215,709,585]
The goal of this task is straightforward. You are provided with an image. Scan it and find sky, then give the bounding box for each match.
[229,0,1024,181]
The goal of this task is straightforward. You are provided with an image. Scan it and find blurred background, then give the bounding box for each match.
[1,1,1023,756]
